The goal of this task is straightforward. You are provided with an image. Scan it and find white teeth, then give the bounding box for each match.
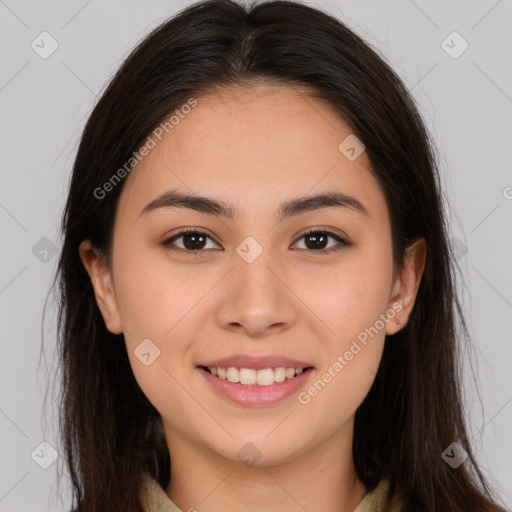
[240,368,256,385]
[226,367,240,383]
[274,367,286,383]
[206,366,307,385]
[256,368,274,386]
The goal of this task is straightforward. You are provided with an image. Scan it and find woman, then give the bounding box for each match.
[53,0,507,510]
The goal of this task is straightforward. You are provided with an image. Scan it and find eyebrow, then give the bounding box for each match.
[139,189,369,221]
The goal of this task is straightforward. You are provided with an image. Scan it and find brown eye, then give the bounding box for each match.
[304,232,328,250]
[181,232,207,250]
[292,230,348,254]
[162,229,221,253]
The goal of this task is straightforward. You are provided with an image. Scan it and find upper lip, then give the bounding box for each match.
[197,354,313,370]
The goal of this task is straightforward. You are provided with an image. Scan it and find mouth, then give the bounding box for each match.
[196,363,315,406]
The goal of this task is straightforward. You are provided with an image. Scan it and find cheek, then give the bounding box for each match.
[297,282,389,431]
[113,251,204,418]
[304,250,393,343]
[294,250,392,416]
[113,242,206,339]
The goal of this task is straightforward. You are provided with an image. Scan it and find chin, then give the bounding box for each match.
[207,433,311,469]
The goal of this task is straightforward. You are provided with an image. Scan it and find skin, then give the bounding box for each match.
[79,82,426,512]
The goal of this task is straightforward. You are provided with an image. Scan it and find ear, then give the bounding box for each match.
[386,238,427,335]
[78,240,123,335]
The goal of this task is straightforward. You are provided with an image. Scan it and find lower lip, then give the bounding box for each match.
[197,367,314,406]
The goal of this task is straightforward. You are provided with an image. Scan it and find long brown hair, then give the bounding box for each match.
[49,0,507,510]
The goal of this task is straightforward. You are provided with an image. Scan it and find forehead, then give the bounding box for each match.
[118,82,388,226]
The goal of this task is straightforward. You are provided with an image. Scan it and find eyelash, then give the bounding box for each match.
[161,227,349,256]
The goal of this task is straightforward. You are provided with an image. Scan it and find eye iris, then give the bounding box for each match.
[183,233,206,250]
[305,232,327,250]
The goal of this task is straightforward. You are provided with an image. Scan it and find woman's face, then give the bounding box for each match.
[81,82,424,467]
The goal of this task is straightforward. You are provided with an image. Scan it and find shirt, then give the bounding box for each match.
[139,473,402,511]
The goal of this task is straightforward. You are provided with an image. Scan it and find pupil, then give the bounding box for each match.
[184,233,206,250]
[306,233,327,250]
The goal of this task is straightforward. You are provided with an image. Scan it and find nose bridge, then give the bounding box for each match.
[215,240,297,336]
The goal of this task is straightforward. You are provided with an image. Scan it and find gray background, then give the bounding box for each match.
[0,0,511,510]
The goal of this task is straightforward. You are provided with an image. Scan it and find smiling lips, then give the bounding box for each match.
[196,354,314,405]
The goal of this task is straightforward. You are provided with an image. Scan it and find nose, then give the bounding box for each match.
[214,255,298,338]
